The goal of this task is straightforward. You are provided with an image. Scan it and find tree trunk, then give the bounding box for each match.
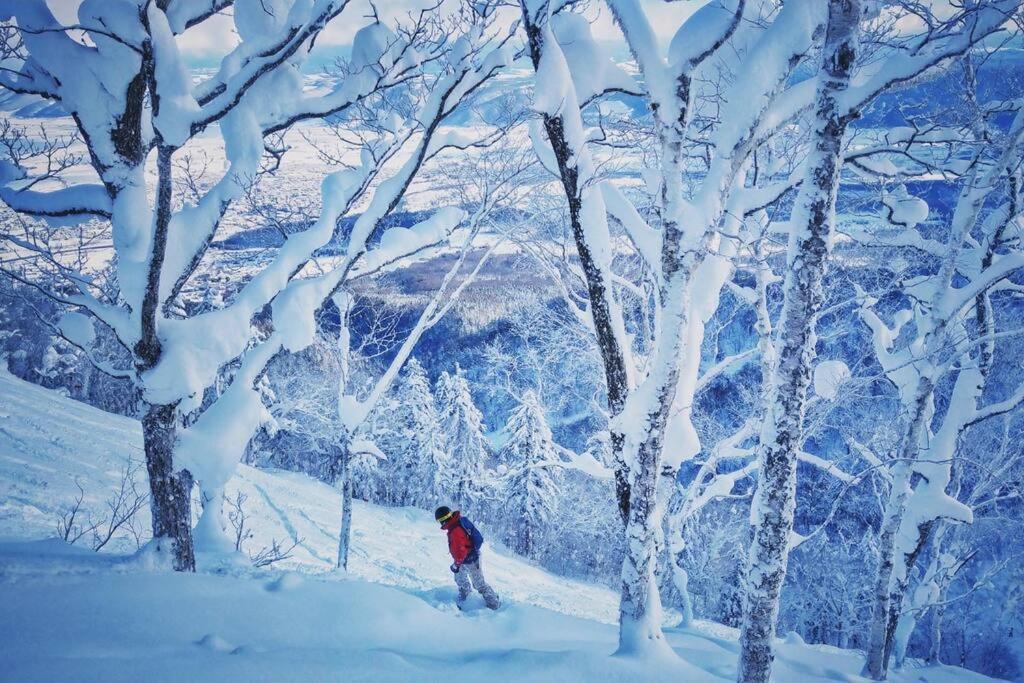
[883,519,934,670]
[519,10,632,525]
[864,462,910,679]
[674,564,694,627]
[617,273,691,656]
[618,431,672,656]
[892,606,915,669]
[737,3,860,681]
[338,466,352,571]
[668,524,695,627]
[864,378,933,679]
[142,402,195,572]
[193,484,234,553]
[927,597,945,664]
[333,438,353,570]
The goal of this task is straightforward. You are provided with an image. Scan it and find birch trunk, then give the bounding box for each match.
[616,120,699,651]
[337,444,353,570]
[618,277,690,655]
[884,519,935,669]
[863,377,933,678]
[672,560,695,627]
[737,2,861,680]
[927,597,946,664]
[892,525,943,669]
[328,435,353,570]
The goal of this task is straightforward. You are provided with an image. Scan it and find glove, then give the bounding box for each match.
[450,563,461,573]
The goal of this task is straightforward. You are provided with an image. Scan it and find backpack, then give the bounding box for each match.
[459,517,485,552]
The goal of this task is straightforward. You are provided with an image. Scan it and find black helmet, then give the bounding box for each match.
[435,506,453,522]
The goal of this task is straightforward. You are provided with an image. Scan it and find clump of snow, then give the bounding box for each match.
[784,630,806,645]
[266,572,304,592]
[233,0,291,41]
[601,182,662,271]
[551,13,637,104]
[272,278,324,354]
[532,28,575,118]
[813,359,850,400]
[196,633,236,653]
[354,206,466,275]
[350,439,386,460]
[0,158,26,183]
[668,0,741,68]
[147,4,201,147]
[882,185,929,229]
[58,312,96,347]
[176,381,272,491]
[351,22,419,77]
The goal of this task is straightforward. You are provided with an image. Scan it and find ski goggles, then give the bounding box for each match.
[437,510,454,523]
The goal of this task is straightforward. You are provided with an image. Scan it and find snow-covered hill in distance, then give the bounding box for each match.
[0,370,1000,681]
[3,45,1020,121]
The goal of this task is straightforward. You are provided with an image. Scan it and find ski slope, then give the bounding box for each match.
[0,367,618,623]
[0,370,999,682]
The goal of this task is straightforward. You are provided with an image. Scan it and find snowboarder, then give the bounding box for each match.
[435,506,500,610]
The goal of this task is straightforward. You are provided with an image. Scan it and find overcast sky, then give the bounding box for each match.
[45,0,703,63]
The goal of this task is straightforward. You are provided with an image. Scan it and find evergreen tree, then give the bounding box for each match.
[348,439,385,502]
[500,390,560,558]
[365,358,446,507]
[435,365,490,507]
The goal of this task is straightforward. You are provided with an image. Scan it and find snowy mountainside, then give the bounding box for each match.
[0,367,614,622]
[0,370,1004,682]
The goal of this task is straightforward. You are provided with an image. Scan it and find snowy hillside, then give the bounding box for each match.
[0,371,1000,682]
[0,367,615,622]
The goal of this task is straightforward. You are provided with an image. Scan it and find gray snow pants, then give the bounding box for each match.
[454,555,500,610]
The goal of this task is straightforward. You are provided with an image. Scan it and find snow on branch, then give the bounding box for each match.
[694,347,758,395]
[966,383,1024,429]
[939,251,1024,319]
[149,25,512,407]
[0,185,112,220]
[600,182,660,273]
[165,0,234,34]
[839,0,1020,117]
[188,2,351,136]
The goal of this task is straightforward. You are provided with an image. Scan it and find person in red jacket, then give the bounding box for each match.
[435,506,500,610]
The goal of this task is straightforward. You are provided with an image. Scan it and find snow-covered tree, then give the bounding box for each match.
[500,390,560,558]
[737,2,865,679]
[516,0,1020,666]
[733,2,1020,679]
[366,358,446,506]
[520,0,837,656]
[436,366,490,507]
[855,90,1024,679]
[0,0,511,571]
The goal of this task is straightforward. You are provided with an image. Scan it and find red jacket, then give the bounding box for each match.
[442,511,473,564]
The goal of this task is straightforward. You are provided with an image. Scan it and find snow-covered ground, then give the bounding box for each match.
[0,371,1000,682]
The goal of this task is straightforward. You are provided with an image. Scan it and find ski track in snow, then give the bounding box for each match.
[0,370,1000,682]
[248,481,335,566]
